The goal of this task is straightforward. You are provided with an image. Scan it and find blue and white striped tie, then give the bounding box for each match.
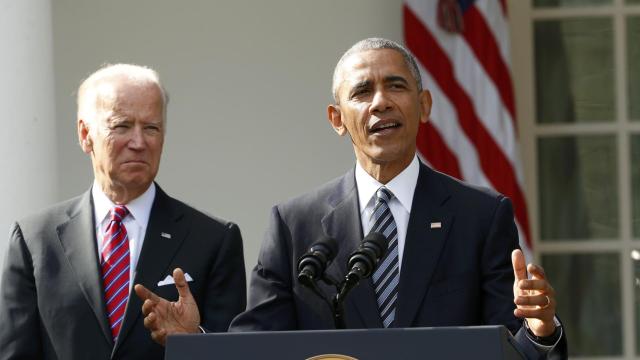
[370,187,399,328]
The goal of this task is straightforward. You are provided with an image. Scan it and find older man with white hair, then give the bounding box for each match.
[0,64,246,360]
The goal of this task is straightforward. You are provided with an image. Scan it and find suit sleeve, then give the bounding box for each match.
[0,222,43,359]
[199,222,247,332]
[480,196,521,330]
[483,197,568,359]
[229,206,297,331]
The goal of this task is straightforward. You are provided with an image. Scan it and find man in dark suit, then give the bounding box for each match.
[0,64,246,360]
[138,38,566,358]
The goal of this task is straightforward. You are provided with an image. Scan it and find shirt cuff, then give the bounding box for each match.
[524,317,562,348]
[197,325,207,334]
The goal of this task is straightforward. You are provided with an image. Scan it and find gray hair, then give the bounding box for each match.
[77,63,169,123]
[331,38,423,102]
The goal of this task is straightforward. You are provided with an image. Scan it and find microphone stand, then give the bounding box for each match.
[303,273,352,329]
[300,232,387,329]
[332,269,361,329]
[306,274,347,329]
[332,292,346,329]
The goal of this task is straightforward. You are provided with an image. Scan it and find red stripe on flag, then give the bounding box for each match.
[463,6,516,122]
[417,121,463,180]
[499,0,507,15]
[404,4,532,248]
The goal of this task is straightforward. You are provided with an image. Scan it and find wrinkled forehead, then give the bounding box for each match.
[92,81,118,112]
[93,78,164,114]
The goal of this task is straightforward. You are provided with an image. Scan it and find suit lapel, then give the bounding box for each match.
[322,169,382,328]
[57,191,113,346]
[395,164,453,327]
[114,185,187,352]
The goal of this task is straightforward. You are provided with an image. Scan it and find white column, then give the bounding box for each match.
[0,0,57,268]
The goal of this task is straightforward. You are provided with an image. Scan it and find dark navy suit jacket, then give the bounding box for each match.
[231,163,567,359]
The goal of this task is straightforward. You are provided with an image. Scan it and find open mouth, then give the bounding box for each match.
[369,121,401,134]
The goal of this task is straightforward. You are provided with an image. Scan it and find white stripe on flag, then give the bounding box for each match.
[475,0,511,66]
[405,0,533,253]
[420,66,492,188]
[406,0,524,186]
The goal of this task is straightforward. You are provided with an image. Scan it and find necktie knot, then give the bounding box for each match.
[110,206,129,222]
[375,187,394,205]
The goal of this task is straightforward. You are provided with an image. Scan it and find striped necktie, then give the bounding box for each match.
[100,205,131,341]
[370,187,399,328]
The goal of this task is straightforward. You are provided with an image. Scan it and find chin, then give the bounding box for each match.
[119,176,153,189]
[368,147,408,163]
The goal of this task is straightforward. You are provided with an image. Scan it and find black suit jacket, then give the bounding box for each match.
[231,163,567,359]
[0,185,246,360]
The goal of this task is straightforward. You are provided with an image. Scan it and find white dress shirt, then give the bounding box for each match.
[92,182,156,288]
[355,155,419,272]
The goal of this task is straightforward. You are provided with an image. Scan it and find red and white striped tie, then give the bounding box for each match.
[101,205,131,341]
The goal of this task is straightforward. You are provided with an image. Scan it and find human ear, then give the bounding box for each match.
[78,119,93,153]
[327,104,347,136]
[419,90,432,124]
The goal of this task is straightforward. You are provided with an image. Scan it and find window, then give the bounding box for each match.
[513,0,640,357]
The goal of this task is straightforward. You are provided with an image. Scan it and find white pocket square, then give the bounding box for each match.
[157,273,194,286]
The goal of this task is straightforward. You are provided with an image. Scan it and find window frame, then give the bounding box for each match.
[510,0,640,358]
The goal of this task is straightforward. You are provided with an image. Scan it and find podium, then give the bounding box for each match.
[165,325,526,360]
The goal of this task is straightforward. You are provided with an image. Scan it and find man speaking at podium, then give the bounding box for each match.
[136,38,567,359]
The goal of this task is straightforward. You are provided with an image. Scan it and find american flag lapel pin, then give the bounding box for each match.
[161,232,172,239]
[430,222,442,229]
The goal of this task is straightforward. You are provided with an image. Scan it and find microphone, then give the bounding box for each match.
[297,237,338,288]
[333,232,388,325]
[345,232,388,286]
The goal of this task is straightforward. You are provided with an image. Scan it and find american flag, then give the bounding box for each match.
[404,0,532,259]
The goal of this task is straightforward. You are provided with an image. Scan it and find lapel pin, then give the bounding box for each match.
[430,222,442,229]
[161,232,172,239]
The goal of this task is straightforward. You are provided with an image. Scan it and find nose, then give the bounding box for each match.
[128,126,146,150]
[370,89,393,114]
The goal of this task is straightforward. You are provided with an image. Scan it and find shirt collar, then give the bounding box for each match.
[91,181,156,229]
[355,154,419,214]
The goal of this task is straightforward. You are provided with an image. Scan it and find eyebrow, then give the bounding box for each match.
[350,80,371,94]
[384,75,410,86]
[106,114,128,123]
[350,75,410,91]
